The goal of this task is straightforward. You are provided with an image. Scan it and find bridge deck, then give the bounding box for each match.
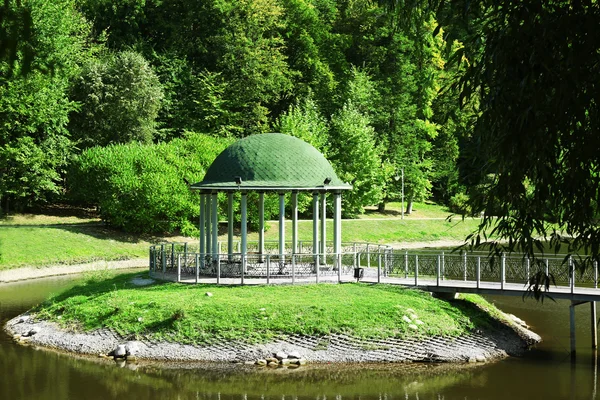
[163,270,600,302]
[359,276,600,302]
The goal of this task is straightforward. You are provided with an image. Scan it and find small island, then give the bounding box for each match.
[6,271,540,365]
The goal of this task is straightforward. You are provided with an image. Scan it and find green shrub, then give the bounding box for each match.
[68,132,231,234]
[448,192,473,216]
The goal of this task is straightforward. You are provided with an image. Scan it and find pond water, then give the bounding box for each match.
[0,274,598,400]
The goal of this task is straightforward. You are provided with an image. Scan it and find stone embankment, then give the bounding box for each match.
[6,312,540,366]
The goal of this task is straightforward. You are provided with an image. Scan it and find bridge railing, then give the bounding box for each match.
[384,251,599,289]
[149,243,599,290]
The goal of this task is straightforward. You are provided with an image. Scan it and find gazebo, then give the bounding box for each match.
[190,133,352,278]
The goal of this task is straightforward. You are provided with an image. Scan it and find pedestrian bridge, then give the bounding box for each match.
[149,242,599,299]
[149,241,599,357]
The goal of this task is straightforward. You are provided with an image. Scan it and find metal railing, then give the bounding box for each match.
[386,251,600,289]
[149,241,392,283]
[149,243,599,290]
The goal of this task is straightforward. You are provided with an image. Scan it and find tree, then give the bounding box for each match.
[275,93,329,155]
[429,38,474,205]
[0,0,92,211]
[0,0,35,76]
[69,50,163,148]
[453,1,600,290]
[364,11,443,214]
[279,0,340,111]
[207,0,295,136]
[330,100,388,217]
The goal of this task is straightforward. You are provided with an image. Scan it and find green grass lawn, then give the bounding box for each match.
[359,201,456,219]
[0,203,484,270]
[0,215,151,270]
[35,271,505,344]
[252,217,481,244]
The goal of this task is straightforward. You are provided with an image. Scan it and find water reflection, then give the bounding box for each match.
[0,275,599,400]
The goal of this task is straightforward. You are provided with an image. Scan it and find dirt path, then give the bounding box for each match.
[0,258,148,283]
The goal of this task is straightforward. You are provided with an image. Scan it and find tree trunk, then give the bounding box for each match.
[406,199,413,215]
[377,202,386,212]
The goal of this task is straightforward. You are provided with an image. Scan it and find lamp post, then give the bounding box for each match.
[395,168,404,220]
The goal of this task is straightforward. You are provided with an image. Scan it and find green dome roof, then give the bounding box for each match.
[192,133,350,191]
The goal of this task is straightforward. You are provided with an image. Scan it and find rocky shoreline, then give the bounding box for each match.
[5,311,541,365]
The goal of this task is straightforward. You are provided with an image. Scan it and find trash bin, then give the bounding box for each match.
[354,267,364,281]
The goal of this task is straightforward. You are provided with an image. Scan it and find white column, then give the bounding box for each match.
[279,193,285,262]
[320,193,326,261]
[291,191,298,254]
[259,192,265,259]
[206,193,212,259]
[241,192,248,256]
[199,194,205,267]
[312,193,320,271]
[334,192,342,256]
[211,193,218,257]
[227,193,233,260]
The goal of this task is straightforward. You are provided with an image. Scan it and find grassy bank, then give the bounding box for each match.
[34,271,505,345]
[0,202,483,270]
[255,217,480,244]
[0,218,151,270]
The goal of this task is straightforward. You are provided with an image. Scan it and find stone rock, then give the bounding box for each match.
[256,359,267,366]
[275,351,288,360]
[244,361,255,365]
[297,358,307,366]
[127,356,138,362]
[115,359,127,368]
[280,358,292,365]
[125,341,141,356]
[468,357,477,363]
[114,344,127,358]
[27,327,40,336]
[402,315,412,323]
[131,277,155,286]
[17,315,30,324]
[288,351,301,359]
[266,357,278,363]
[508,314,529,328]
[205,292,213,297]
[415,320,424,325]
[267,361,279,367]
[410,314,419,320]
[475,355,486,363]
[409,324,418,330]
